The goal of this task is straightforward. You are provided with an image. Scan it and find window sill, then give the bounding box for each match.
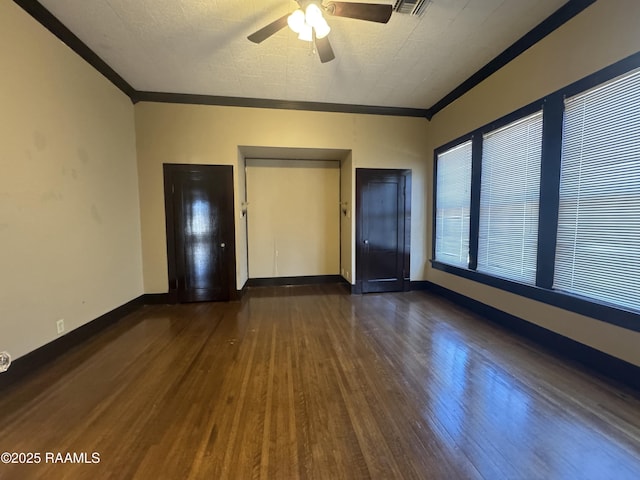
[430,259,640,333]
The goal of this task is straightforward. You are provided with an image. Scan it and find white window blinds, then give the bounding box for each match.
[554,68,640,312]
[477,112,543,283]
[435,141,472,267]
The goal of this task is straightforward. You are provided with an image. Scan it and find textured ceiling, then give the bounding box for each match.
[36,0,568,110]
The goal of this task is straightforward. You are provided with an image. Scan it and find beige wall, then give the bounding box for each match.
[246,160,340,278]
[0,2,143,360]
[425,0,640,366]
[134,103,429,292]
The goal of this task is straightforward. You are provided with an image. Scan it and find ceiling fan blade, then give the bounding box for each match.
[324,2,393,23]
[247,13,290,43]
[315,36,335,63]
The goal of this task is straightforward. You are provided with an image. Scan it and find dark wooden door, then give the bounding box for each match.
[356,169,411,293]
[164,164,236,302]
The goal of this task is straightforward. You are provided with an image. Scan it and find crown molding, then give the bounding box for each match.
[426,0,597,120]
[14,0,597,120]
[13,0,137,99]
[133,91,429,117]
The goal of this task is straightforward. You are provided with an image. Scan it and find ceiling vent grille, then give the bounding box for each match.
[393,0,429,16]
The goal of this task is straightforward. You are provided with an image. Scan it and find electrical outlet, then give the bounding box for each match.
[56,319,65,335]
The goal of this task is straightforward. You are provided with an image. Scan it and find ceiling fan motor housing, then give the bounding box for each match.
[248,1,394,63]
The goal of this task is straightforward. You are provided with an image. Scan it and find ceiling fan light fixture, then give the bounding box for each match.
[249,1,393,62]
[314,18,331,39]
[298,22,313,42]
[305,3,324,28]
[287,9,305,33]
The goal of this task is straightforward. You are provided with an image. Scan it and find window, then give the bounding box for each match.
[477,112,542,284]
[431,54,640,331]
[435,141,472,267]
[554,68,640,313]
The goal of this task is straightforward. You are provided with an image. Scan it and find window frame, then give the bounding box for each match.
[431,51,640,333]
[433,136,474,268]
[476,110,544,284]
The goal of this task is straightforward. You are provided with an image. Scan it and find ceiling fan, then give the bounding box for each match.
[248,1,393,63]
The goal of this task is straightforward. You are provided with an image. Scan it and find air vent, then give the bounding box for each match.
[393,0,429,16]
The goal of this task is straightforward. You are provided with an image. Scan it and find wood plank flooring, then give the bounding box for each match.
[1,284,639,479]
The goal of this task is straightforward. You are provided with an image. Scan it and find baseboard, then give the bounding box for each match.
[337,276,356,294]
[141,283,258,302]
[143,290,247,302]
[233,280,248,300]
[142,293,170,304]
[424,282,640,392]
[0,296,144,390]
[409,281,431,291]
[246,275,343,287]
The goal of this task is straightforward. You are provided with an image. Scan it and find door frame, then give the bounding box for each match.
[163,163,237,303]
[355,168,411,294]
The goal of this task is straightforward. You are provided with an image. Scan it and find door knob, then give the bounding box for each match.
[363,239,369,245]
[220,243,226,248]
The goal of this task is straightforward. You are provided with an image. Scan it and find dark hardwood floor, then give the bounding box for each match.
[1,285,639,479]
